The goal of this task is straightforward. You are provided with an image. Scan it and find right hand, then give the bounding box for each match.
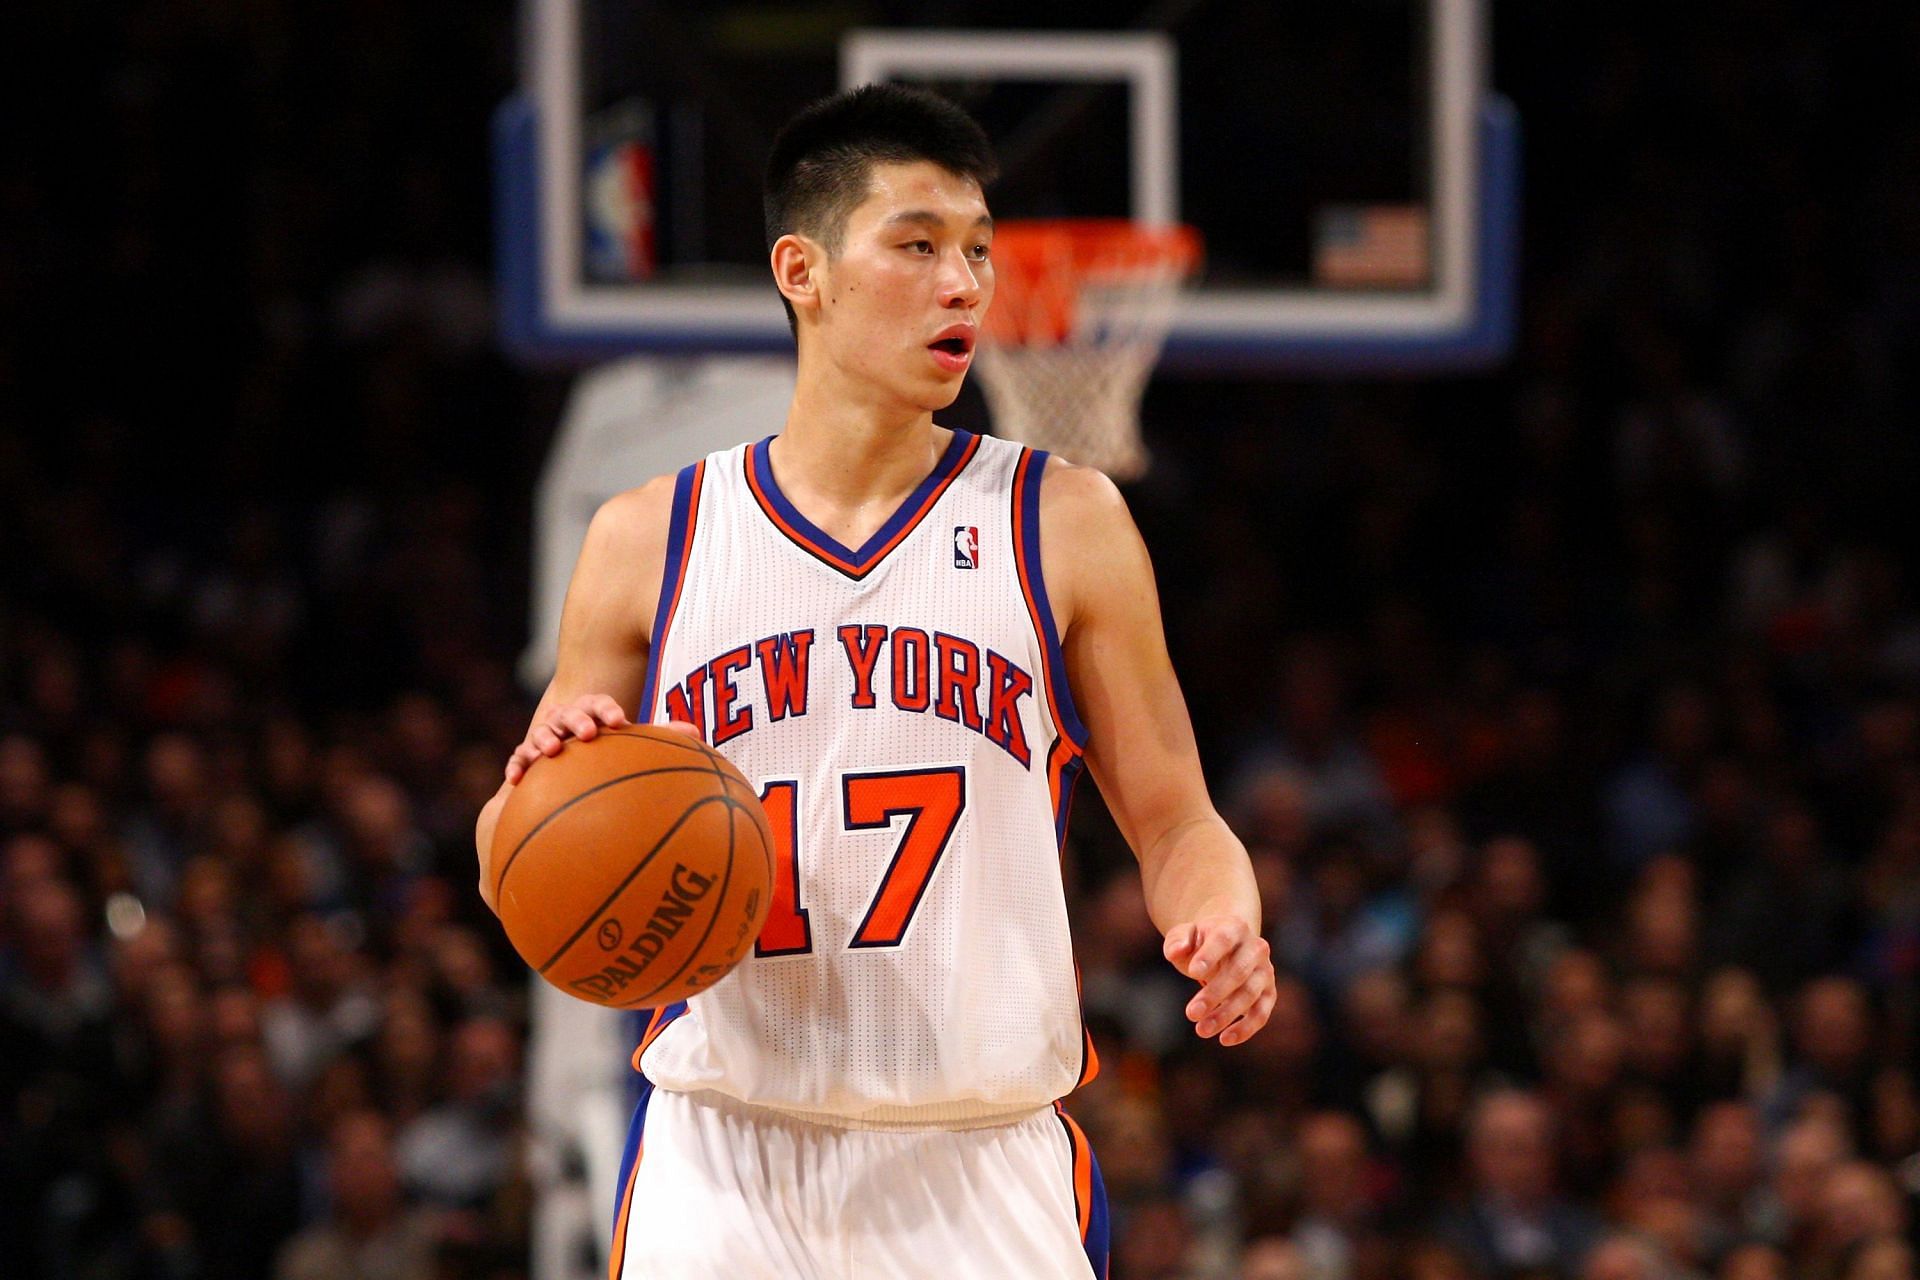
[503,697,706,784]
[504,694,631,784]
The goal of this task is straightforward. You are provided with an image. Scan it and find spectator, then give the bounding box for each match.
[1867,1069,1920,1168]
[1618,979,1693,1107]
[1542,1010,1628,1198]
[1455,690,1590,875]
[1765,979,1879,1137]
[275,1110,441,1280]
[0,876,128,1273]
[1241,1235,1309,1280]
[0,737,54,833]
[1581,1235,1672,1280]
[1470,836,1568,999]
[1695,968,1782,1102]
[1242,640,1397,845]
[1230,766,1315,863]
[1690,1102,1767,1256]
[394,1015,520,1209]
[259,914,381,1091]
[1814,1163,1909,1270]
[1289,1111,1383,1280]
[1276,843,1418,1001]
[1437,1090,1603,1278]
[1753,1115,1852,1258]
[1232,976,1325,1113]
[1602,686,1712,872]
[1708,805,1854,989]
[1719,1242,1791,1280]
[1374,988,1496,1199]
[121,734,215,908]
[1331,967,1413,1119]
[189,1045,304,1278]
[372,989,443,1128]
[1097,1094,1176,1214]
[1116,1195,1199,1280]
[1841,1237,1916,1280]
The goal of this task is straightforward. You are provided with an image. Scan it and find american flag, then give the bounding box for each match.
[1314,203,1431,289]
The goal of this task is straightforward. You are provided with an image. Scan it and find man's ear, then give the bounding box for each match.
[770,234,821,316]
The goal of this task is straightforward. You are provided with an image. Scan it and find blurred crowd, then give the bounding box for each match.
[6,1,1920,1279]
[1077,5,1920,1279]
[0,515,540,1279]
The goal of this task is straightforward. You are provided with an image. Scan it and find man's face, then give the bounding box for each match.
[1472,1096,1555,1204]
[805,160,994,413]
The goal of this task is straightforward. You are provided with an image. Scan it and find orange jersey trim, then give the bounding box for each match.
[1054,1102,1096,1241]
[606,1141,643,1280]
[628,1002,686,1072]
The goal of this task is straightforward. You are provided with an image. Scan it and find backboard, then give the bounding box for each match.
[494,1,1518,373]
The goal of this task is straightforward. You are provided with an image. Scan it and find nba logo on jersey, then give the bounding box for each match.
[953,525,979,569]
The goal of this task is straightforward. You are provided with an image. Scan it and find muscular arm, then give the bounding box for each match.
[1042,460,1274,1045]
[473,476,676,911]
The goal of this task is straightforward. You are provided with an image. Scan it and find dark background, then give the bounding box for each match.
[579,0,1425,282]
[3,2,1919,1278]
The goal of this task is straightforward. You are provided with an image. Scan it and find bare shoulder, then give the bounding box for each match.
[593,473,679,546]
[1034,453,1129,524]
[570,474,680,638]
[1033,456,1149,632]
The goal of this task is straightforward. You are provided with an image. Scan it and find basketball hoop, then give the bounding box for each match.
[975,220,1201,481]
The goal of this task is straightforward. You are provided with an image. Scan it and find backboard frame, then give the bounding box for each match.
[494,0,1518,373]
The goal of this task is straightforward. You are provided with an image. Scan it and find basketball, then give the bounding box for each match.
[491,726,774,1008]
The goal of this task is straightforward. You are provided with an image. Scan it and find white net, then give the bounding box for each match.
[974,222,1199,481]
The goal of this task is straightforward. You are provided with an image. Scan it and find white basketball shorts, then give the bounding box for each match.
[610,1083,1110,1279]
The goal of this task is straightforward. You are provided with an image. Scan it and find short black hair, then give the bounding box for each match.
[763,84,998,332]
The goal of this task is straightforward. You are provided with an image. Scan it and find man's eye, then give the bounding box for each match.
[969,244,991,260]
[907,240,933,253]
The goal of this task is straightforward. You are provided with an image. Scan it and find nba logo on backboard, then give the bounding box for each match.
[583,102,657,283]
[953,526,978,569]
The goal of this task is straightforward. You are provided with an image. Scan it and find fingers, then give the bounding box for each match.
[555,696,626,742]
[502,694,634,784]
[504,752,529,785]
[1184,923,1242,981]
[1221,985,1277,1047]
[504,736,548,784]
[1192,963,1264,1037]
[1162,924,1199,970]
[1170,917,1274,1045]
[1194,932,1270,1008]
[662,719,701,737]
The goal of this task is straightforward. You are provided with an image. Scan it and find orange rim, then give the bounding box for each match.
[982,219,1201,346]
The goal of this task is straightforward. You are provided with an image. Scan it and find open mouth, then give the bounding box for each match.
[927,327,977,371]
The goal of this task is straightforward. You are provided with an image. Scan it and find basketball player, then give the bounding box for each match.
[476,85,1274,1278]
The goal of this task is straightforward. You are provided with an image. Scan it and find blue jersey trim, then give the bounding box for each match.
[748,429,974,571]
[1015,451,1089,751]
[608,1075,654,1273]
[1055,1109,1112,1278]
[1054,751,1087,851]
[638,463,702,721]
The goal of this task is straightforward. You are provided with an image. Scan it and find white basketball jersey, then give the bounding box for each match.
[634,429,1096,1129]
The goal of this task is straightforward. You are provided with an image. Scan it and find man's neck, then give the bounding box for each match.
[772,361,947,541]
